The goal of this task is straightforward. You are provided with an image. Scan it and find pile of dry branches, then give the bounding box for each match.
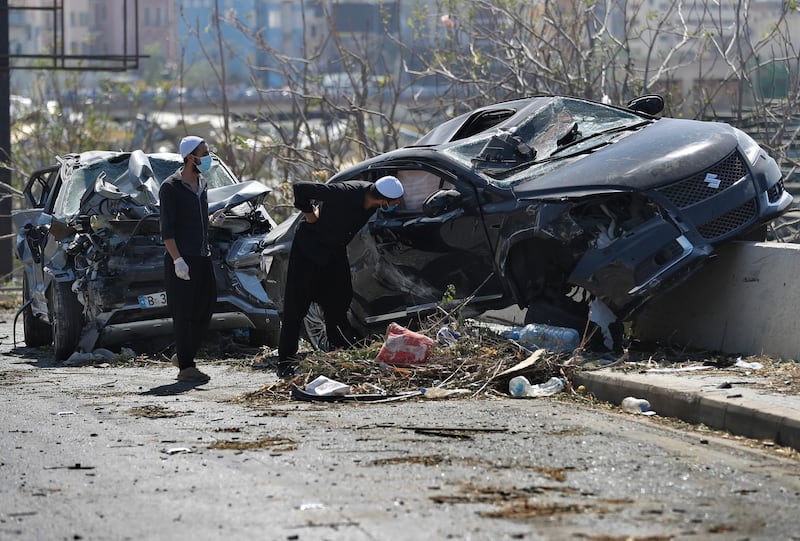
[239,318,579,405]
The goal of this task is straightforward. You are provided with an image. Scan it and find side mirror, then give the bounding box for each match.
[422,189,462,218]
[627,94,664,116]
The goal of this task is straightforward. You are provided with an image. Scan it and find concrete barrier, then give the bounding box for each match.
[633,241,800,360]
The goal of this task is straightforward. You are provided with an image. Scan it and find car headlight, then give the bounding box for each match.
[734,128,763,165]
[226,237,262,268]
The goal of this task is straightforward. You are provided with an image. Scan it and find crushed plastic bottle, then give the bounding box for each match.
[436,326,461,346]
[620,396,656,415]
[501,323,580,353]
[508,375,565,398]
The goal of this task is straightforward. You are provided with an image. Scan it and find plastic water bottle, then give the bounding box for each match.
[501,323,580,353]
[620,396,656,415]
[508,375,565,398]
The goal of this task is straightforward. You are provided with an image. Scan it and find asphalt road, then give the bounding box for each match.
[1,312,799,541]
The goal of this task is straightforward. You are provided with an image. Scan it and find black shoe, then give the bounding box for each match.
[276,361,299,379]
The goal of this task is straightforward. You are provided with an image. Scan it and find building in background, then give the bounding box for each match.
[250,0,399,89]
[254,1,310,88]
[89,0,178,75]
[7,0,177,88]
[177,0,257,84]
[6,0,798,104]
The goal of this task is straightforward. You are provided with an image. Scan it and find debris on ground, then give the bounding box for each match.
[128,405,190,419]
[208,436,296,452]
[305,375,350,396]
[290,385,422,403]
[239,318,576,406]
[620,396,656,415]
[508,375,565,398]
[8,308,797,408]
[375,323,436,367]
[420,387,470,399]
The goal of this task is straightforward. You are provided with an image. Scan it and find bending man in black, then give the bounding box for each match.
[277,176,404,377]
[159,135,217,383]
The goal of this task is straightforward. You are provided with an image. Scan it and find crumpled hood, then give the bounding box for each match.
[512,118,739,197]
[208,180,271,213]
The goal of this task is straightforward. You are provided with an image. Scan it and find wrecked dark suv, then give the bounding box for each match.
[14,150,280,360]
[261,95,792,349]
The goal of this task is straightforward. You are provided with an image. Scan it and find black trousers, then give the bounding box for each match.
[164,254,217,369]
[278,246,356,363]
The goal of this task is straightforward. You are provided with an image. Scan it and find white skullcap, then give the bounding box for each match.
[375,175,404,199]
[179,135,204,158]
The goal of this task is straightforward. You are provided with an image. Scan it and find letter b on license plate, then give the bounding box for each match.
[138,291,168,309]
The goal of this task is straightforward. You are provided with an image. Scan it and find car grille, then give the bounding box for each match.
[656,151,747,209]
[697,200,757,240]
[768,177,785,203]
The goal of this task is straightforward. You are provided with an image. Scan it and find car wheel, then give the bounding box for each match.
[48,281,84,361]
[22,273,52,347]
[302,302,331,351]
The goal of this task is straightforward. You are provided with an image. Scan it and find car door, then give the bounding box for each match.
[12,165,62,317]
[346,164,505,327]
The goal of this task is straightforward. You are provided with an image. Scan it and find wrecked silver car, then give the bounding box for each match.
[14,150,279,360]
[261,95,792,350]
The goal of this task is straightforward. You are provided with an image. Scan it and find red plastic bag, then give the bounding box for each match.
[375,323,435,367]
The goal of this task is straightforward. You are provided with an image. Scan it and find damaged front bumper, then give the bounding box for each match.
[570,149,792,316]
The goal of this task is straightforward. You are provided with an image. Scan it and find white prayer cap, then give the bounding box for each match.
[375,175,404,199]
[179,135,204,158]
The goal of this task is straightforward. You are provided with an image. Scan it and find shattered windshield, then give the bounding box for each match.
[442,97,648,187]
[58,153,237,217]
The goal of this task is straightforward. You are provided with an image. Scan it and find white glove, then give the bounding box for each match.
[173,257,190,280]
[210,209,226,227]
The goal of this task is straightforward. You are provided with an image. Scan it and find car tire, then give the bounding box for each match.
[49,281,84,361]
[22,273,52,347]
[302,302,331,352]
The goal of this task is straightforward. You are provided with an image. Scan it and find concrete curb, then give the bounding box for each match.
[571,370,800,452]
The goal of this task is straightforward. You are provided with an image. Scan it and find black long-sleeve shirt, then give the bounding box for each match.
[159,170,211,258]
[292,180,376,265]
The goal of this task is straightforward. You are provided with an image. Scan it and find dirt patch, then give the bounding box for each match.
[576,535,675,541]
[127,404,192,418]
[428,481,594,519]
[431,482,577,506]
[208,436,296,452]
[370,454,449,467]
[0,370,27,386]
[526,465,574,482]
[480,500,592,519]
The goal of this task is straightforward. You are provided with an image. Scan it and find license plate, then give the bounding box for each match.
[138,291,167,309]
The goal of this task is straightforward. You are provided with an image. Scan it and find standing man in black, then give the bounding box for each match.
[277,175,404,377]
[159,135,217,383]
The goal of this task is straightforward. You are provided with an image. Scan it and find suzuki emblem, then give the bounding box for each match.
[703,173,721,189]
